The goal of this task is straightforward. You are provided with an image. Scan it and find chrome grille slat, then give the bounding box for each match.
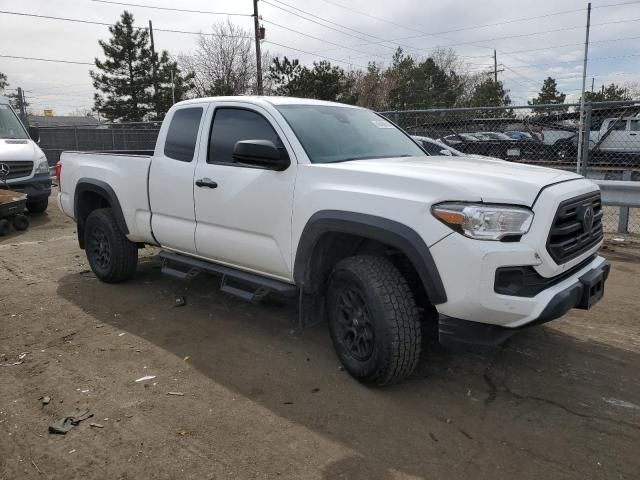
[547,191,603,264]
[0,161,34,180]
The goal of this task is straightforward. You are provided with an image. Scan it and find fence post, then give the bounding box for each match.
[111,128,115,151]
[617,170,632,234]
[579,103,592,176]
[73,126,79,151]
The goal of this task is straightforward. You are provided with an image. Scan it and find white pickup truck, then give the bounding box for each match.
[58,96,609,385]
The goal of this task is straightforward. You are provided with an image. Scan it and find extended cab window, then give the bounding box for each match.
[208,108,280,164]
[164,107,203,162]
[608,119,627,131]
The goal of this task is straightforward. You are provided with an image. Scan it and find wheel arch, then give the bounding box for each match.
[74,178,129,249]
[294,210,447,305]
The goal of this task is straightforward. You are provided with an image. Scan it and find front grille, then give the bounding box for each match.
[547,191,603,264]
[0,161,34,180]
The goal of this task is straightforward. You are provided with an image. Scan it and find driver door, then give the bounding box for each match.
[193,103,297,281]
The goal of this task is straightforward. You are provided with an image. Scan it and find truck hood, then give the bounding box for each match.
[316,156,582,206]
[0,139,43,162]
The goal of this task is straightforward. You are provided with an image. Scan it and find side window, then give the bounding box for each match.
[630,120,640,131]
[608,119,627,131]
[164,107,203,162]
[208,108,280,164]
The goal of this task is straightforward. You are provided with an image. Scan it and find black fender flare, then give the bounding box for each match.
[293,210,447,304]
[74,178,129,243]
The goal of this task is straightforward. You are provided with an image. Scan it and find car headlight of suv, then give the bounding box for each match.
[432,202,534,241]
[35,155,50,174]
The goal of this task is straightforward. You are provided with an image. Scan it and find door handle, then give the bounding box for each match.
[195,178,218,189]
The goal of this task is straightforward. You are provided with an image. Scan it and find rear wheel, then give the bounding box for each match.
[0,219,9,236]
[12,214,29,231]
[26,198,48,214]
[84,208,138,283]
[327,255,421,386]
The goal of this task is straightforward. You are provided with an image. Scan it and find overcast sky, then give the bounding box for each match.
[1,0,639,115]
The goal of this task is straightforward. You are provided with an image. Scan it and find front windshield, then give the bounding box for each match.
[0,104,29,139]
[276,104,425,163]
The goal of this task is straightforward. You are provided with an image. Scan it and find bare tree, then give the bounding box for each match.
[430,47,485,106]
[178,20,268,97]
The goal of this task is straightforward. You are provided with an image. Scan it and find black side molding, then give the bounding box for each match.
[294,210,447,304]
[74,178,129,234]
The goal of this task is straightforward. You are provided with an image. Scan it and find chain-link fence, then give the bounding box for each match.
[380,100,640,236]
[39,101,639,235]
[39,122,161,165]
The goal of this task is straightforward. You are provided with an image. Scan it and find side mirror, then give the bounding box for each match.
[28,126,40,143]
[440,149,453,156]
[232,140,290,171]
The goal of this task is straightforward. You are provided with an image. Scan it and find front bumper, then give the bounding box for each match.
[4,173,52,200]
[438,260,610,352]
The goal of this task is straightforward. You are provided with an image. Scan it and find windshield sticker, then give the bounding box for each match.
[371,120,394,129]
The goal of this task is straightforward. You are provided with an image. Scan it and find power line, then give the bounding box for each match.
[262,41,368,69]
[0,10,251,38]
[261,19,388,61]
[506,53,640,69]
[0,54,93,65]
[87,0,251,16]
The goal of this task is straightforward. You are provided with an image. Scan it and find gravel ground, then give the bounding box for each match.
[1,196,639,480]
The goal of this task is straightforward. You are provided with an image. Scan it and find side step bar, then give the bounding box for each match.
[159,250,299,302]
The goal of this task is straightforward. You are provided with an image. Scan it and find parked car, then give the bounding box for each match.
[58,96,609,386]
[441,133,479,145]
[0,96,51,213]
[505,130,540,141]
[475,131,515,141]
[412,135,498,160]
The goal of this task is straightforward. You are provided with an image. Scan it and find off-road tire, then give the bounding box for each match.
[84,208,137,283]
[327,255,421,386]
[0,219,9,236]
[26,198,48,214]
[12,214,29,231]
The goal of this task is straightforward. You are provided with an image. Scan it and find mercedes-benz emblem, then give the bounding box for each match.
[581,205,594,232]
[0,163,10,178]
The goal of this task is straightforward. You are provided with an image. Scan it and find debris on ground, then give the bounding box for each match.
[1,352,29,367]
[48,410,94,434]
[174,295,187,307]
[118,332,126,337]
[135,375,156,382]
[38,395,51,406]
[613,237,625,242]
[31,459,42,474]
[178,430,188,436]
[89,422,104,428]
[183,355,191,362]
[311,388,320,394]
[167,392,185,396]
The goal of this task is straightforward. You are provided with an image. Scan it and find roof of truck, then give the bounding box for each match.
[176,96,362,109]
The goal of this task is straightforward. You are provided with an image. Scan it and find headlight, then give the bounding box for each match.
[35,156,49,174]
[432,202,534,240]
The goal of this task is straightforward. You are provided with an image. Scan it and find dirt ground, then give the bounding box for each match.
[1,194,640,480]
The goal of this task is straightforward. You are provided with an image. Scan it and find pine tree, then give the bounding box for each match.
[91,11,154,122]
[0,71,8,91]
[150,51,195,120]
[584,83,631,102]
[529,77,566,105]
[469,79,511,107]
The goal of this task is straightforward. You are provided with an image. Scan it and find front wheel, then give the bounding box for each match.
[84,208,138,283]
[327,255,422,386]
[26,197,48,214]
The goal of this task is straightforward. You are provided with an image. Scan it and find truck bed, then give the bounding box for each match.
[58,151,155,243]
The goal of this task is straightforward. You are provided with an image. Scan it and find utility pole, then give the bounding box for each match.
[149,20,158,109]
[576,2,591,174]
[591,77,595,92]
[16,87,27,126]
[253,0,263,95]
[493,50,498,83]
[170,69,175,105]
